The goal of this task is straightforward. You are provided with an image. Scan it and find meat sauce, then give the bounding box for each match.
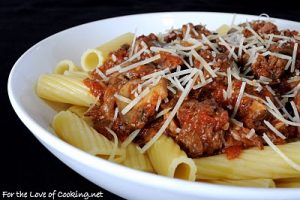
[84,20,300,160]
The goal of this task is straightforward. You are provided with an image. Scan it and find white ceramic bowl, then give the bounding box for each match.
[8,12,300,200]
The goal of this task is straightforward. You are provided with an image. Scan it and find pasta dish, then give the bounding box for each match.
[36,17,300,188]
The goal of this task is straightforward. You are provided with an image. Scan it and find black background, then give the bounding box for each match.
[1,1,300,200]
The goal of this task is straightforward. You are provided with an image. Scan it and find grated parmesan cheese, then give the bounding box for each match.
[226,67,233,98]
[114,93,132,104]
[173,76,184,91]
[141,68,169,80]
[245,25,265,44]
[218,37,238,61]
[274,97,294,120]
[262,133,300,172]
[113,107,119,122]
[129,29,137,57]
[230,118,244,127]
[201,34,219,53]
[191,49,217,77]
[105,127,119,161]
[193,78,213,90]
[95,67,109,81]
[155,108,172,119]
[150,46,177,55]
[231,81,246,118]
[119,54,161,73]
[246,128,256,139]
[265,85,276,95]
[167,86,177,94]
[121,129,141,148]
[141,77,196,153]
[238,37,245,58]
[111,54,117,62]
[264,120,286,139]
[290,101,300,122]
[287,76,300,83]
[291,43,298,72]
[155,96,162,111]
[121,87,150,115]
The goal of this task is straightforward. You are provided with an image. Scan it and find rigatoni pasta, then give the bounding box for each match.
[122,143,153,172]
[147,134,196,181]
[81,32,135,71]
[194,142,300,180]
[36,18,300,187]
[52,110,125,163]
[37,74,96,107]
[54,59,81,74]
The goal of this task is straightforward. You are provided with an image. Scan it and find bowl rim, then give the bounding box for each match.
[7,11,300,199]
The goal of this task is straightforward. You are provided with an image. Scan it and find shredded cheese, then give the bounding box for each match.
[141,68,169,80]
[167,86,177,94]
[181,69,198,86]
[274,97,293,120]
[129,29,137,57]
[175,128,181,133]
[231,81,246,118]
[218,37,238,60]
[111,54,117,62]
[262,51,292,60]
[245,26,265,44]
[201,34,219,53]
[287,76,300,83]
[121,87,150,115]
[264,120,286,139]
[141,77,196,153]
[290,101,300,122]
[155,96,162,111]
[113,107,119,122]
[230,118,244,127]
[105,65,121,75]
[174,76,184,91]
[105,127,119,161]
[119,54,161,73]
[191,49,217,77]
[265,85,276,95]
[265,97,284,117]
[266,107,300,127]
[172,43,203,51]
[114,93,132,104]
[193,78,213,90]
[150,46,177,55]
[291,43,298,72]
[155,108,172,119]
[95,67,109,81]
[285,58,293,70]
[266,34,274,48]
[198,69,206,83]
[121,129,141,148]
[238,37,245,58]
[167,68,194,78]
[246,128,256,139]
[262,133,300,172]
[286,83,300,95]
[106,42,149,75]
[226,67,233,98]
[183,23,191,40]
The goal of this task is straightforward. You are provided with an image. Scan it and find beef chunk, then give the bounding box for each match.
[175,100,229,157]
[252,55,287,80]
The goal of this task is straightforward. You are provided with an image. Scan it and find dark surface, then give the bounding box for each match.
[1,1,300,199]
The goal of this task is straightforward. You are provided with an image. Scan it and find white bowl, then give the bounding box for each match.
[8,12,300,200]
